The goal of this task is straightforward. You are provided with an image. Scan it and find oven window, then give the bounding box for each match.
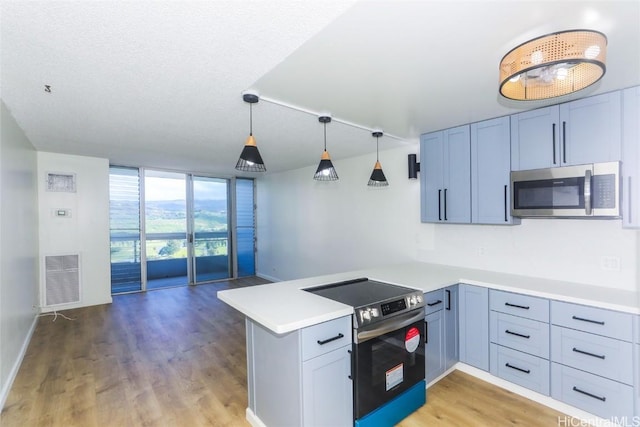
[354,319,425,419]
[514,177,584,210]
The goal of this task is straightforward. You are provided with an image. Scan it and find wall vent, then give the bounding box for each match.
[45,254,80,306]
[46,172,76,192]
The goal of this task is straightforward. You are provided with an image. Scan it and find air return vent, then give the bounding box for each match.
[46,172,76,192]
[45,254,80,306]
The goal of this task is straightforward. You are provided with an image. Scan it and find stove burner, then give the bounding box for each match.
[305,278,424,328]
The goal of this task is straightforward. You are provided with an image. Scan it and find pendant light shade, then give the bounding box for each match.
[368,131,388,187]
[499,29,607,101]
[314,115,338,181]
[236,92,266,172]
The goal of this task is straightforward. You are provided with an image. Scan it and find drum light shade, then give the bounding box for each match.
[499,29,607,101]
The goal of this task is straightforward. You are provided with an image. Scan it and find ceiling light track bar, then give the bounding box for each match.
[259,95,405,141]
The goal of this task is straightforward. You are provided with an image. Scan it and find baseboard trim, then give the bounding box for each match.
[0,313,38,410]
[255,272,281,283]
[246,408,267,427]
[455,363,611,427]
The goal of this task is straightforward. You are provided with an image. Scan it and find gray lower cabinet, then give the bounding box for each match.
[425,309,444,384]
[302,344,353,427]
[550,301,636,420]
[247,316,353,427]
[459,284,489,371]
[425,286,459,384]
[489,289,550,395]
[443,285,459,371]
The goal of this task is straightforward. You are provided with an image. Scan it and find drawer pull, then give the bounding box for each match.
[572,386,606,402]
[427,300,443,307]
[505,329,530,339]
[317,333,344,345]
[572,347,605,360]
[505,363,530,374]
[571,315,605,325]
[505,302,530,310]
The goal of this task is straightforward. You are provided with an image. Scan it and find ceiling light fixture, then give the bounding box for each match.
[368,131,388,187]
[236,91,266,172]
[499,29,607,101]
[313,115,338,181]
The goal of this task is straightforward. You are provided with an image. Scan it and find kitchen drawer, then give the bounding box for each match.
[551,326,633,385]
[301,316,351,361]
[490,311,549,358]
[490,344,550,395]
[490,290,549,322]
[424,289,445,315]
[551,363,634,421]
[551,301,633,342]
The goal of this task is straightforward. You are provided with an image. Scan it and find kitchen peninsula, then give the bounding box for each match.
[218,261,640,427]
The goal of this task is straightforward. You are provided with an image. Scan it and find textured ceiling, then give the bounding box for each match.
[1,1,639,177]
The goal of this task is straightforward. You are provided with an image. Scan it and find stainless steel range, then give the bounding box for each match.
[306,278,426,427]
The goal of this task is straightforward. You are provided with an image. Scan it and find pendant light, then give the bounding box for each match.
[368,130,388,187]
[235,92,266,172]
[313,115,338,181]
[499,29,607,101]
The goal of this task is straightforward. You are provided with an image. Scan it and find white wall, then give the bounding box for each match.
[256,142,639,295]
[0,101,39,409]
[37,152,112,311]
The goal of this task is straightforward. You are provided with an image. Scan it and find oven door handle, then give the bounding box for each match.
[356,309,425,343]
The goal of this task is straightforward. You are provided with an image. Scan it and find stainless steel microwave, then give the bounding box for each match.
[511,162,620,218]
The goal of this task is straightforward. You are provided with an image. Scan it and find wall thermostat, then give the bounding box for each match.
[53,208,72,218]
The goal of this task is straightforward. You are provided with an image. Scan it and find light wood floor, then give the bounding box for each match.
[2,278,571,426]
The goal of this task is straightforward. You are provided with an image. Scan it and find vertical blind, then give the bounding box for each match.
[109,166,142,293]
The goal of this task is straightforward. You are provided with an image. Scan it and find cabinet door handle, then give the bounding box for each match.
[438,190,442,221]
[446,289,451,311]
[562,121,567,163]
[552,123,557,165]
[572,386,606,402]
[505,363,530,374]
[572,347,605,360]
[629,176,633,222]
[424,320,429,344]
[571,315,605,325]
[505,302,530,310]
[427,300,443,307]
[444,188,448,221]
[348,348,355,380]
[504,185,508,222]
[317,333,344,345]
[505,329,530,339]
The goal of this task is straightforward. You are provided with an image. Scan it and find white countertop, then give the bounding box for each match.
[217,262,640,334]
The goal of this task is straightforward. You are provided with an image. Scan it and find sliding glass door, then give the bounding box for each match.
[110,167,251,293]
[191,176,230,283]
[144,170,189,289]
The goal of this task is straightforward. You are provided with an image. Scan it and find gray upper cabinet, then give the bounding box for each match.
[511,91,622,170]
[622,86,640,228]
[471,116,519,225]
[420,125,471,223]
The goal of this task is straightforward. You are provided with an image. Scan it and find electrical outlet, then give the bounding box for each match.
[600,256,621,271]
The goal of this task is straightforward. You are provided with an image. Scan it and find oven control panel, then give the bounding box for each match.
[357,291,424,327]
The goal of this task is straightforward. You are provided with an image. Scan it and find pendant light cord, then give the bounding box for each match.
[323,122,327,151]
[376,135,379,161]
[249,103,253,136]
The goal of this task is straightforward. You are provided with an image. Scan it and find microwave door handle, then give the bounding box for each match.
[584,169,592,216]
